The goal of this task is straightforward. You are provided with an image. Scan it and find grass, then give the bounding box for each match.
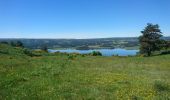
[0,44,170,99]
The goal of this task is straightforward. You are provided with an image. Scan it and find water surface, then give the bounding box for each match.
[48,49,139,56]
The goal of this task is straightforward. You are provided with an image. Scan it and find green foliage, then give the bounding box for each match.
[10,41,15,47]
[0,43,25,56]
[161,50,170,55]
[10,41,24,47]
[23,49,40,57]
[163,41,170,49]
[16,41,24,47]
[139,23,163,56]
[67,55,74,60]
[67,54,77,60]
[23,49,33,56]
[81,54,85,57]
[41,44,48,52]
[90,51,102,56]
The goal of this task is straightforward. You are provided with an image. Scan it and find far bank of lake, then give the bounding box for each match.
[48,48,139,56]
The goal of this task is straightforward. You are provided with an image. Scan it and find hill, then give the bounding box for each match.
[0,37,140,49]
[1,37,170,49]
[0,44,170,99]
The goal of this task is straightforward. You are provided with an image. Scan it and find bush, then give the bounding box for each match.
[10,41,24,47]
[161,50,170,55]
[90,51,102,56]
[23,49,37,57]
[81,54,85,57]
[67,54,75,60]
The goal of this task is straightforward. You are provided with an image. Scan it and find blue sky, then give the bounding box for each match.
[0,0,170,39]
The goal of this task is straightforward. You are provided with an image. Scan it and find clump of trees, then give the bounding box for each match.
[0,41,24,48]
[139,23,169,56]
[40,44,48,52]
[67,54,76,60]
[0,41,9,44]
[90,51,102,56]
[23,49,35,57]
[10,41,24,47]
[23,49,41,57]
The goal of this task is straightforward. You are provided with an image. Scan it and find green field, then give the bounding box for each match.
[0,44,170,100]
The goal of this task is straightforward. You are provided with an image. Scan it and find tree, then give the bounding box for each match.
[91,51,102,56]
[10,41,16,47]
[10,41,24,47]
[41,44,48,52]
[139,23,163,56]
[16,41,24,47]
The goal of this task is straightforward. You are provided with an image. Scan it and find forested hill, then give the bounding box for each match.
[0,37,170,49]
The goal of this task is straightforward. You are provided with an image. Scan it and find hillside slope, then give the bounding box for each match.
[0,44,170,99]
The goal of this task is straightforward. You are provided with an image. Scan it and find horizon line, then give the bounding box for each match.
[0,36,170,40]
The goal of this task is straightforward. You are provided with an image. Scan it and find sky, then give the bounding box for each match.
[0,0,170,39]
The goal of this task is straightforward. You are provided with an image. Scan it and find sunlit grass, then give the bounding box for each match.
[0,44,170,99]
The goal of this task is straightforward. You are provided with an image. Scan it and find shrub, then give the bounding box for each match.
[161,50,170,55]
[90,51,102,56]
[67,54,75,60]
[81,54,85,57]
[23,49,37,57]
[10,41,24,48]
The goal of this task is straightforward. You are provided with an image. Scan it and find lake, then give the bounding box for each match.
[48,49,139,56]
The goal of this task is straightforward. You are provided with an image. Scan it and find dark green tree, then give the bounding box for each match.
[91,51,102,56]
[139,23,163,56]
[10,41,16,47]
[16,41,24,47]
[10,41,24,47]
[41,44,48,52]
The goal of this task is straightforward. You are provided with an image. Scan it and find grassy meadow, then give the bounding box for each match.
[0,44,170,99]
